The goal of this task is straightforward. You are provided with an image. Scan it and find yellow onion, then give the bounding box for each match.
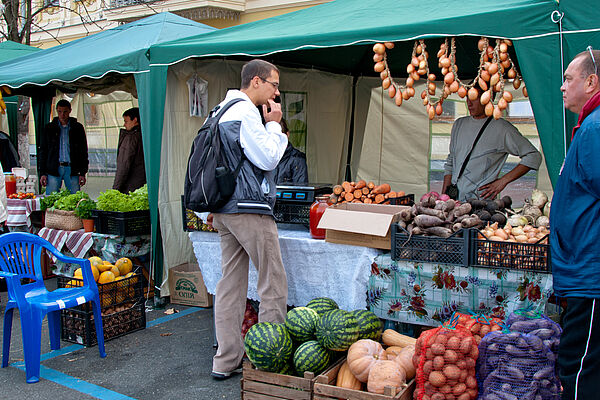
[373,43,386,55]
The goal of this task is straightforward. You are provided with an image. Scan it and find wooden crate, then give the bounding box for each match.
[241,359,344,400]
[313,359,415,400]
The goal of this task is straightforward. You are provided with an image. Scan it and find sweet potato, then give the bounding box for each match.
[461,216,481,228]
[454,203,472,217]
[416,204,446,219]
[372,183,391,195]
[425,226,452,237]
[414,214,445,228]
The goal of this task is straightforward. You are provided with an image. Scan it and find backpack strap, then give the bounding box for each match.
[212,98,246,177]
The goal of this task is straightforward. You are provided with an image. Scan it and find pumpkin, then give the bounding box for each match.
[347,339,387,383]
[393,346,416,380]
[367,360,406,394]
[336,361,362,390]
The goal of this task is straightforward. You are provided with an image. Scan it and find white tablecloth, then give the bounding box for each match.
[189,224,380,311]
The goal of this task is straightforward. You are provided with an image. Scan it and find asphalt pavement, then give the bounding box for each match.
[0,283,242,400]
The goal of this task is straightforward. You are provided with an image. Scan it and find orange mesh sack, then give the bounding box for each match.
[413,324,479,400]
[453,312,504,345]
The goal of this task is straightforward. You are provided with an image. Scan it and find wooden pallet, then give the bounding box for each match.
[313,359,415,400]
[241,359,345,400]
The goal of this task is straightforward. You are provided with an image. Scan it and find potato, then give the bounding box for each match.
[467,388,478,399]
[469,346,479,360]
[433,355,445,370]
[443,365,461,381]
[429,370,447,387]
[440,384,452,394]
[431,343,446,356]
[465,357,476,369]
[459,337,474,354]
[435,334,449,346]
[479,324,491,337]
[456,359,467,370]
[426,348,434,360]
[446,336,461,350]
[431,393,445,400]
[443,349,458,364]
[457,394,470,400]
[459,369,467,382]
[453,383,467,396]
[423,360,433,375]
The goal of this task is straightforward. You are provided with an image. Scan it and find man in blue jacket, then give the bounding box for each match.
[551,47,600,399]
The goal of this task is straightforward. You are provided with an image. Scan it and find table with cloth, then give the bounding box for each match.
[189,224,380,311]
[367,254,553,326]
[6,198,42,232]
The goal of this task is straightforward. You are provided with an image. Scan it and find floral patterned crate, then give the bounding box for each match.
[391,223,470,266]
[469,230,551,273]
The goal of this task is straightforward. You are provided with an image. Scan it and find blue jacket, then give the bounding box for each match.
[550,104,600,297]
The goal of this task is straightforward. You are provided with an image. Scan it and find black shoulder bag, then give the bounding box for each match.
[445,116,493,200]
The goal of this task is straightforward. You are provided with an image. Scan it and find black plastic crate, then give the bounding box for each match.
[391,223,470,266]
[469,229,551,273]
[90,209,150,236]
[61,301,146,347]
[390,194,415,206]
[273,202,310,224]
[180,195,216,232]
[57,271,145,309]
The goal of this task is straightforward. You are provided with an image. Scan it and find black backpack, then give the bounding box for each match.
[184,98,245,212]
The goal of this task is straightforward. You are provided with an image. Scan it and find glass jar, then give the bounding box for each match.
[4,173,16,197]
[309,195,330,239]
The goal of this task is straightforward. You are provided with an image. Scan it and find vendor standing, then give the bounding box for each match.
[273,119,308,184]
[441,86,541,201]
[113,107,146,193]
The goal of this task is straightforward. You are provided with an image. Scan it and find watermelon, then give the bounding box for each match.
[244,322,293,372]
[285,307,320,342]
[352,309,384,341]
[315,309,359,351]
[306,297,339,316]
[293,340,331,376]
[277,361,296,376]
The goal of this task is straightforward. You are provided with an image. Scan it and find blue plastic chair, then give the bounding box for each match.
[0,232,106,383]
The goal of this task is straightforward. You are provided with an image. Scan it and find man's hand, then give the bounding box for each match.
[263,99,282,123]
[478,177,507,199]
[40,175,47,186]
[79,175,86,186]
[206,213,214,229]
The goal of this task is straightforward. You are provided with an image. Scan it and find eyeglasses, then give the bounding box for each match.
[587,45,598,75]
[259,77,279,88]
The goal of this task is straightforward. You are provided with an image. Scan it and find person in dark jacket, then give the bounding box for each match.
[39,99,88,194]
[113,107,146,193]
[551,47,600,400]
[273,119,308,184]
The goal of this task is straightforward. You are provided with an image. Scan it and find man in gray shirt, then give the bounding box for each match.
[442,89,541,201]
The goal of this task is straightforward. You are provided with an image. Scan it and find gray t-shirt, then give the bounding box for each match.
[444,116,541,201]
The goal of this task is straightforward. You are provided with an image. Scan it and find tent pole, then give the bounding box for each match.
[345,75,359,181]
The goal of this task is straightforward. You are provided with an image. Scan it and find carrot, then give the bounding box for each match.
[351,199,361,203]
[388,191,398,199]
[361,195,367,201]
[342,181,353,193]
[372,183,391,195]
[364,197,373,204]
[374,194,386,203]
[361,187,370,195]
[329,194,339,204]
[397,190,406,197]
[344,192,355,202]
[355,180,367,190]
[367,181,375,190]
[353,190,362,199]
[333,185,343,195]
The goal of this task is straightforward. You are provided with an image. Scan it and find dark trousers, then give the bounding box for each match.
[559,297,600,400]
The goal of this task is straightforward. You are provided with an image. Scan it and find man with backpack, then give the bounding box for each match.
[207,60,288,380]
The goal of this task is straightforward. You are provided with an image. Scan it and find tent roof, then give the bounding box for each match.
[149,0,559,73]
[0,12,215,91]
[0,41,41,63]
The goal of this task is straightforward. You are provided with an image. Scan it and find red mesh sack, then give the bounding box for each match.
[412,323,479,400]
[453,312,504,345]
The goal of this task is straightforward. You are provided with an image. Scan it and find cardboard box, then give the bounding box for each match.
[168,263,212,307]
[316,203,409,249]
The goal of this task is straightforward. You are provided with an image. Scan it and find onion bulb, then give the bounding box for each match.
[406,87,415,97]
[498,97,508,110]
[380,70,388,80]
[535,215,550,228]
[395,91,403,106]
[407,64,415,74]
[490,73,500,86]
[384,42,395,49]
[468,87,479,100]
[478,77,488,91]
[478,38,487,51]
[444,72,455,85]
[481,70,491,82]
[436,103,443,115]
[411,57,419,67]
[382,78,391,90]
[480,90,491,105]
[373,43,386,55]
[488,63,499,75]
[508,215,528,227]
[449,81,459,93]
[531,189,549,209]
[440,57,451,68]
[428,105,435,120]
[499,42,508,53]
[374,62,385,73]
[373,53,383,63]
[388,85,396,98]
[457,86,468,98]
[523,86,528,97]
[499,52,508,61]
[493,106,502,120]
[503,91,513,102]
[485,102,494,116]
[428,73,436,81]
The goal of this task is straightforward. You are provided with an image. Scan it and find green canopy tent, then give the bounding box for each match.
[0,41,41,154]
[0,13,215,297]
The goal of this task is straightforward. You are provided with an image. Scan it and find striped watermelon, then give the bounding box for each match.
[293,340,331,376]
[352,309,383,341]
[306,297,339,316]
[244,322,293,372]
[315,309,359,351]
[285,307,319,343]
[277,361,296,376]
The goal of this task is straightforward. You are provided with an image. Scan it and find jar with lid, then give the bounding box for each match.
[309,195,330,239]
[4,173,16,197]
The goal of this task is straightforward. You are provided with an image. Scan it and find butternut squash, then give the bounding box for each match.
[336,361,362,390]
[382,329,417,348]
[384,346,404,359]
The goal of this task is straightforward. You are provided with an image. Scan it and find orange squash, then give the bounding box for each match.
[385,346,404,359]
[336,361,362,390]
[393,346,416,380]
[347,339,387,383]
[367,360,406,394]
